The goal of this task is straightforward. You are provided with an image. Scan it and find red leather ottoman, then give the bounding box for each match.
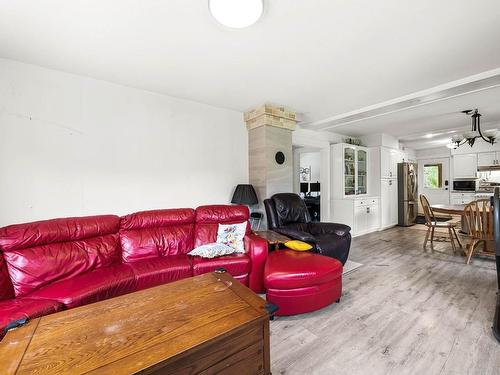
[264,250,343,316]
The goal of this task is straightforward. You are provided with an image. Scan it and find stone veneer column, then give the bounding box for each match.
[244,104,297,227]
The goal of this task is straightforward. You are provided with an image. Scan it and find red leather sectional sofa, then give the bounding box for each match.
[0,205,268,338]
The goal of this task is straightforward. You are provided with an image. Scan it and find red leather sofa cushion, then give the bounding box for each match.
[4,234,121,298]
[120,209,195,262]
[192,253,251,277]
[0,298,63,338]
[194,205,250,247]
[127,255,192,290]
[264,250,342,290]
[0,254,14,300]
[28,264,136,309]
[0,215,121,298]
[0,215,120,251]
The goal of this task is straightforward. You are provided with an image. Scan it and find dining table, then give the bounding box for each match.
[430,202,496,254]
[430,204,466,216]
[430,203,468,235]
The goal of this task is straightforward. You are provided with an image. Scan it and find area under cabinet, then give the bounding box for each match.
[331,197,380,237]
[450,192,475,205]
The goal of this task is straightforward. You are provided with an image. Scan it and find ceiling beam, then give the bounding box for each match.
[300,68,500,132]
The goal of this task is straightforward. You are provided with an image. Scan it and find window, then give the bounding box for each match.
[423,164,443,189]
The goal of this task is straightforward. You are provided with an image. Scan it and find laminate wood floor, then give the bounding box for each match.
[270,227,499,375]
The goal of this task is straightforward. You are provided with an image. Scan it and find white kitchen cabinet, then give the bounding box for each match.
[354,203,379,235]
[477,152,500,167]
[354,205,367,234]
[332,197,380,236]
[381,148,402,179]
[366,203,380,232]
[450,193,475,205]
[452,154,477,179]
[380,148,391,179]
[381,179,398,228]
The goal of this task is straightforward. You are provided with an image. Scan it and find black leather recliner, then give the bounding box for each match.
[264,193,351,265]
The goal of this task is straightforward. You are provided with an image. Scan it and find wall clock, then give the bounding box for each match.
[275,151,285,165]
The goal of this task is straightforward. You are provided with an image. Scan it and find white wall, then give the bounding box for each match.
[402,147,417,161]
[299,152,321,183]
[0,59,248,226]
[293,127,345,146]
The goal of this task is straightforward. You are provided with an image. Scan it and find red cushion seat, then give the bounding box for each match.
[264,250,342,290]
[0,298,63,337]
[128,255,192,290]
[28,264,137,309]
[191,253,251,277]
[264,250,343,316]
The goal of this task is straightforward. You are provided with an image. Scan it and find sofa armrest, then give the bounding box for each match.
[274,228,316,243]
[244,233,269,293]
[308,222,351,237]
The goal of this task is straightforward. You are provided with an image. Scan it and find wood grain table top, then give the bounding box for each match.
[0,272,268,375]
[430,204,466,215]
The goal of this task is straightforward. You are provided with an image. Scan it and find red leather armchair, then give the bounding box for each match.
[0,205,268,339]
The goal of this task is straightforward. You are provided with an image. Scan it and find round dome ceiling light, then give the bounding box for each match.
[209,0,264,29]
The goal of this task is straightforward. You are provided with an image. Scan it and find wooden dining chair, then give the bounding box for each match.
[420,195,462,252]
[463,199,494,264]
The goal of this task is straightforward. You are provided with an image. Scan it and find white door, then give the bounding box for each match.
[418,158,450,211]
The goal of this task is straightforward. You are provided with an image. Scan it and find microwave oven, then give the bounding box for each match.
[452,180,477,192]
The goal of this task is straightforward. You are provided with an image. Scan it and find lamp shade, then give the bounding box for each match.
[231,184,258,205]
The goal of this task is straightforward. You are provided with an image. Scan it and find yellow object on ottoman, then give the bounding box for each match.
[284,240,313,251]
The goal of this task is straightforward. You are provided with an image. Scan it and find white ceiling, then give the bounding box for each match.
[328,85,500,149]
[0,0,500,147]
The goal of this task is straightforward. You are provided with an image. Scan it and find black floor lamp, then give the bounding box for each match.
[231,184,262,231]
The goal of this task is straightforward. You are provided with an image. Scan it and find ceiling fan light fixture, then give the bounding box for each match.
[446,142,457,149]
[464,130,479,139]
[209,0,264,29]
[448,109,495,148]
[483,129,498,138]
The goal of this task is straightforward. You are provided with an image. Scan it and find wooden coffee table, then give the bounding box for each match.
[0,272,271,374]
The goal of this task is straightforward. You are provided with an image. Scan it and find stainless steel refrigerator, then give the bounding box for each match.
[398,162,418,226]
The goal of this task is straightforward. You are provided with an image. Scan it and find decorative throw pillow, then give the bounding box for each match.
[216,222,247,253]
[188,243,236,259]
[284,240,313,251]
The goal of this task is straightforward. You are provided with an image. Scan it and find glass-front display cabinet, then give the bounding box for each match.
[343,145,368,196]
[344,147,356,195]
